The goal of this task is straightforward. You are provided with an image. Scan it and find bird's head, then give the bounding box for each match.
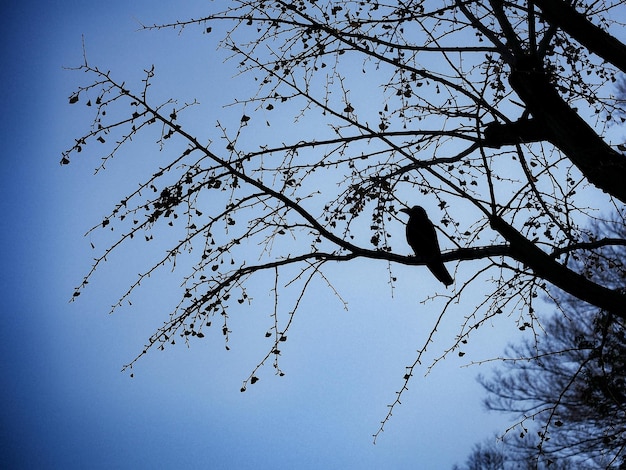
[400,205,426,217]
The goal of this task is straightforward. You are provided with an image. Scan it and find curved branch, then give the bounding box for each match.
[489,215,626,316]
[551,238,626,258]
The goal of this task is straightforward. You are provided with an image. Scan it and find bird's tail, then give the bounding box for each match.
[427,261,453,286]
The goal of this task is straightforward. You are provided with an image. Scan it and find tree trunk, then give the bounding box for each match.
[534,0,626,72]
[508,67,626,204]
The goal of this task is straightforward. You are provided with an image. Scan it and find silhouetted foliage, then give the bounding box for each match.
[63,0,626,439]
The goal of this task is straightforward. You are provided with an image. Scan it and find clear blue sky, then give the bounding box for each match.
[1,2,523,468]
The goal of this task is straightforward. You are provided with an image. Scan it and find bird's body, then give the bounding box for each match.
[400,205,453,286]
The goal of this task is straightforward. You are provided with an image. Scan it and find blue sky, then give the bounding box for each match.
[0,2,531,468]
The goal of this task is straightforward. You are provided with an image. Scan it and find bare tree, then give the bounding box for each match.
[63,0,626,439]
[452,435,571,469]
[476,217,626,468]
[452,437,506,470]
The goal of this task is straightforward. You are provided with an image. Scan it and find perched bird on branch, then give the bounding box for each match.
[400,205,453,286]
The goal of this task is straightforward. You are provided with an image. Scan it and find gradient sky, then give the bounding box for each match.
[0,2,540,468]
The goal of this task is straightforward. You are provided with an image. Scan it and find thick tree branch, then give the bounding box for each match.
[534,0,626,72]
[482,118,552,148]
[508,66,626,203]
[489,215,626,316]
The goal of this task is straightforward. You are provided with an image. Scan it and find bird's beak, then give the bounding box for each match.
[400,207,410,215]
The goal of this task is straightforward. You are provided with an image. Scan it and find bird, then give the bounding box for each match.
[400,205,453,286]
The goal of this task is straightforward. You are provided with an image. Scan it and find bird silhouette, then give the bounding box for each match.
[400,205,453,286]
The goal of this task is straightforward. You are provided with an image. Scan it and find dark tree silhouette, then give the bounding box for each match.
[63,0,626,439]
[472,218,626,468]
[452,435,570,469]
[452,437,507,470]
